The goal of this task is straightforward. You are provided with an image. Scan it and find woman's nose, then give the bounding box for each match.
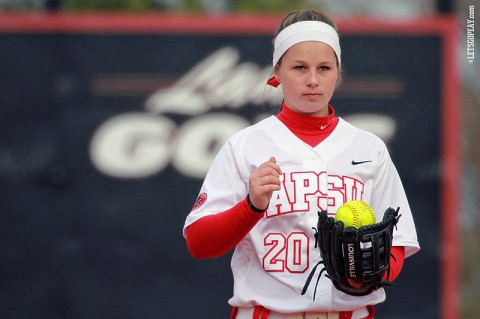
[306,71,319,86]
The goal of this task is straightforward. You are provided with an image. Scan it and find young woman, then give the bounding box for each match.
[183,10,420,319]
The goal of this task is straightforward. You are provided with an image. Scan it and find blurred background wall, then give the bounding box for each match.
[0,0,478,318]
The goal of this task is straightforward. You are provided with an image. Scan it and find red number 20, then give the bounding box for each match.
[262,232,310,273]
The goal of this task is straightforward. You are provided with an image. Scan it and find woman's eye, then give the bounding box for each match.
[320,66,330,71]
[294,66,305,70]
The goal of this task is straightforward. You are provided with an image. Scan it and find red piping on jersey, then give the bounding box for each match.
[254,305,270,319]
[341,311,353,319]
[230,306,375,319]
[230,306,238,319]
[366,305,375,319]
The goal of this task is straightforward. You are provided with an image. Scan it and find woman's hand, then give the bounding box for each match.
[248,157,282,211]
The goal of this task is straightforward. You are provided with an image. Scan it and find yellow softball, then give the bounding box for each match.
[335,202,361,228]
[352,200,376,226]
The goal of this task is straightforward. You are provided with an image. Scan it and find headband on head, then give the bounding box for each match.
[273,20,341,67]
[267,20,341,87]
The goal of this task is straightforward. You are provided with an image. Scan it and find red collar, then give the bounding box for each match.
[277,103,337,136]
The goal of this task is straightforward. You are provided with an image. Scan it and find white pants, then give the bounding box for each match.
[234,307,370,319]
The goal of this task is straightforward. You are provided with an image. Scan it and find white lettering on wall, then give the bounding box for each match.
[89,47,396,179]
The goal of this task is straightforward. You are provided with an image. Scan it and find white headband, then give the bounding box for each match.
[272,21,341,68]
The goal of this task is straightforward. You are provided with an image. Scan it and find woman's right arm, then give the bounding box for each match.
[186,196,265,258]
[186,156,282,259]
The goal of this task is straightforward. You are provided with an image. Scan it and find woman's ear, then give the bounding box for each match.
[273,66,281,83]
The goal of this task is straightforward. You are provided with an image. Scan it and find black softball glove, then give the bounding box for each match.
[302,207,400,297]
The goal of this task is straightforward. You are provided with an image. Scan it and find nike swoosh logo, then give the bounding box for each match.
[320,124,330,130]
[351,160,372,165]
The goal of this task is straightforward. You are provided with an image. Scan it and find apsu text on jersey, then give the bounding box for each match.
[267,171,365,218]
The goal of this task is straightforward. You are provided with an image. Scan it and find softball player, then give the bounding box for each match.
[183,10,420,319]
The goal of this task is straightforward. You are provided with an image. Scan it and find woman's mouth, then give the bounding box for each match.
[304,93,321,99]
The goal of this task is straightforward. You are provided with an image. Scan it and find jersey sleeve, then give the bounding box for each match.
[183,139,248,238]
[370,143,420,258]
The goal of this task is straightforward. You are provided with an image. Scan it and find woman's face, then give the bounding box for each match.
[274,41,339,117]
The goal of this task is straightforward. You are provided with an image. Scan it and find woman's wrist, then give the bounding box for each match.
[247,195,267,213]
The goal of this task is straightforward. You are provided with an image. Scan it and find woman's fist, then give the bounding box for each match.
[248,157,282,211]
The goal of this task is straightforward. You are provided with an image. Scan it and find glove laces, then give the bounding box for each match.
[301,226,328,300]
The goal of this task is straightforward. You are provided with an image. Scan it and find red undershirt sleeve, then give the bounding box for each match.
[186,197,265,259]
[384,246,405,281]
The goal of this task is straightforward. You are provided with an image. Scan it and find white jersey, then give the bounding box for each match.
[184,116,420,313]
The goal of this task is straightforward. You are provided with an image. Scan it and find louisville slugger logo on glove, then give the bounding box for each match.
[302,207,401,298]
